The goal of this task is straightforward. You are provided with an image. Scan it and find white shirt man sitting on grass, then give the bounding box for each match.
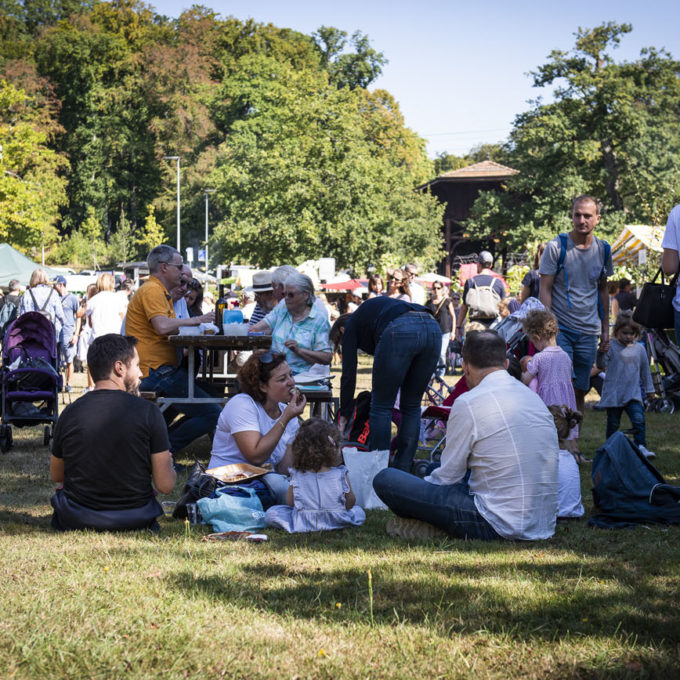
[373,330,559,541]
[50,334,176,532]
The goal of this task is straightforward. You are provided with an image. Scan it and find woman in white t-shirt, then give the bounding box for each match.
[209,350,307,502]
[86,273,128,338]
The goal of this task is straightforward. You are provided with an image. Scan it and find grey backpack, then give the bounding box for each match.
[466,278,501,319]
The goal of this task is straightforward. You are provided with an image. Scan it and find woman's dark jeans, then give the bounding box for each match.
[606,400,646,446]
[370,311,441,471]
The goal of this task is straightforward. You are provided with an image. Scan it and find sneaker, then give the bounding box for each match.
[385,517,449,541]
[64,384,72,393]
[639,445,656,459]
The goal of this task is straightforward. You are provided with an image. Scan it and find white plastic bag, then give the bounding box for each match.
[342,447,389,510]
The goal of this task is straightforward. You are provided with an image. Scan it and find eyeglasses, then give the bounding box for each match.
[433,285,442,290]
[284,291,300,299]
[163,261,183,271]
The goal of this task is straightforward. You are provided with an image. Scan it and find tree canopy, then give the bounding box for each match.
[0,0,442,270]
[465,22,680,251]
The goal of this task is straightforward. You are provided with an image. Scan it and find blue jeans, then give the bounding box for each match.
[141,365,222,454]
[674,309,680,346]
[434,331,449,379]
[371,312,441,471]
[556,325,599,392]
[606,400,646,446]
[373,468,501,540]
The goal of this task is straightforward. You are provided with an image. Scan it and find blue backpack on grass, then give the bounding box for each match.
[589,431,680,529]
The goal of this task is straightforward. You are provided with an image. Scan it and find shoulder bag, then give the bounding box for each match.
[632,268,678,329]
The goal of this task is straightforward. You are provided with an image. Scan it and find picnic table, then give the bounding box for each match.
[154,333,272,412]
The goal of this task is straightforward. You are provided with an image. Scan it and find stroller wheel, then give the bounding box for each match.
[654,398,675,414]
[43,425,52,446]
[0,425,12,453]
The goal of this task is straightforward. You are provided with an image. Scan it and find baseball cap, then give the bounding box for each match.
[54,275,67,286]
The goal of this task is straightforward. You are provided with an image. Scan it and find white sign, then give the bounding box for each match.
[185,247,194,264]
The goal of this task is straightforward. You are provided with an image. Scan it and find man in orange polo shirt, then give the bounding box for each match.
[126,245,220,458]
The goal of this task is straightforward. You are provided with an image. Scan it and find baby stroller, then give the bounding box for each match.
[642,327,680,414]
[1,312,62,452]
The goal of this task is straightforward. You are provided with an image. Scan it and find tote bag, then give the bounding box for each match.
[633,268,678,329]
[342,447,389,510]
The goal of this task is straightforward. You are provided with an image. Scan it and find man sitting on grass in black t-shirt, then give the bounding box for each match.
[50,334,176,532]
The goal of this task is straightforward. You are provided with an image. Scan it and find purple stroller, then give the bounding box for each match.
[1,311,62,452]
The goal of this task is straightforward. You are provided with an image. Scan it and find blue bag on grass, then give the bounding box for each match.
[196,486,266,532]
[589,431,680,529]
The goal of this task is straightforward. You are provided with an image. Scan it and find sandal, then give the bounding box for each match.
[573,451,591,465]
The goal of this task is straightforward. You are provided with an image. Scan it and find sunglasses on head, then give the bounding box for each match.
[259,352,274,364]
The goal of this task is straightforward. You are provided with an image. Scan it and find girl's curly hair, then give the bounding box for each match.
[521,309,559,341]
[291,418,341,473]
[237,350,288,403]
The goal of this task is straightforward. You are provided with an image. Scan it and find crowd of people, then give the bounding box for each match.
[3,193,676,541]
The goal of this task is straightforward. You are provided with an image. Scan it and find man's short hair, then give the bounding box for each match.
[571,194,601,215]
[147,245,181,274]
[8,279,20,292]
[87,334,138,382]
[461,330,507,369]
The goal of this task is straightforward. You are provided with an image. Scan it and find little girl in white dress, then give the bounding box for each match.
[265,418,366,533]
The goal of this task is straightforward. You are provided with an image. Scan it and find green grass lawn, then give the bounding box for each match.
[1,362,679,679]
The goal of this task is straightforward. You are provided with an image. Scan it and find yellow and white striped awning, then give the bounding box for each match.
[610,224,665,266]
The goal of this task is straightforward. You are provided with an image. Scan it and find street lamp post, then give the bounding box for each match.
[204,189,215,279]
[163,155,180,251]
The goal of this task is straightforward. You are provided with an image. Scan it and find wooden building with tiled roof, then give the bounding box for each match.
[418,160,519,276]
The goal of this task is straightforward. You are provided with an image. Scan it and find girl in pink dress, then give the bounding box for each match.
[520,310,578,441]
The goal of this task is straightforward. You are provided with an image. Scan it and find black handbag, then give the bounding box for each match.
[632,268,679,329]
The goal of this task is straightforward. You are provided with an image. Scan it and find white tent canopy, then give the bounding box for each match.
[610,225,665,266]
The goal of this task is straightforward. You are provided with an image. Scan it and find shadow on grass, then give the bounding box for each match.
[0,508,53,530]
[166,557,680,646]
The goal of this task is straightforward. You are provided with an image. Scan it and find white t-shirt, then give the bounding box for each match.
[409,281,426,305]
[208,393,300,469]
[661,203,680,311]
[86,291,128,338]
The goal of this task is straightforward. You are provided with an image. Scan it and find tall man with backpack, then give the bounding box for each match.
[454,251,506,340]
[539,195,613,460]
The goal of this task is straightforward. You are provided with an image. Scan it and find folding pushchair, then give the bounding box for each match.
[1,311,62,452]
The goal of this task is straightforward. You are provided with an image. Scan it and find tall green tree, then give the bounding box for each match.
[466,22,680,250]
[0,78,68,250]
[208,55,442,270]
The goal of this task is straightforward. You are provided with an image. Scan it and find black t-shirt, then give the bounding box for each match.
[52,390,169,510]
[521,270,540,299]
[615,290,637,311]
[339,297,433,417]
[426,298,454,333]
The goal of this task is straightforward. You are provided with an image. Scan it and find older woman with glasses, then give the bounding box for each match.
[250,272,332,375]
[208,351,307,501]
[426,282,456,379]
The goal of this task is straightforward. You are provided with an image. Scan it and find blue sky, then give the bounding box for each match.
[152,0,680,158]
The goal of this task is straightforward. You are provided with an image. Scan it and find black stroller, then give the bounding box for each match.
[1,311,62,452]
[642,327,680,414]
